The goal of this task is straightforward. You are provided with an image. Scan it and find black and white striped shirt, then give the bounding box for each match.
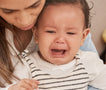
[21,50,89,90]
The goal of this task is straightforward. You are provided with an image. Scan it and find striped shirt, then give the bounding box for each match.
[20,50,89,90]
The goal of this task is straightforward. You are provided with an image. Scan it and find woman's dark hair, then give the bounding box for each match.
[0,17,21,87]
[45,0,91,28]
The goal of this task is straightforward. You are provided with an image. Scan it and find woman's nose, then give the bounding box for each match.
[15,11,32,26]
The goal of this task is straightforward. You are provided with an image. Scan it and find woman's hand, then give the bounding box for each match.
[8,79,39,90]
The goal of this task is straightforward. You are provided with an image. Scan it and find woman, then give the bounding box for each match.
[0,0,45,89]
[0,0,98,89]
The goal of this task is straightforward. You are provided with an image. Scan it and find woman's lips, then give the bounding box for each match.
[21,23,34,30]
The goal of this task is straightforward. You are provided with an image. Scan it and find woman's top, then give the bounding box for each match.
[0,29,36,90]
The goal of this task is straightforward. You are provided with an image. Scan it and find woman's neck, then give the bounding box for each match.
[13,29,33,52]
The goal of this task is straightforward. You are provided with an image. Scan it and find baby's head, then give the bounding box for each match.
[34,0,90,65]
[44,0,91,28]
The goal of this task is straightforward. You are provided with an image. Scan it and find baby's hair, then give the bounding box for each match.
[44,0,91,28]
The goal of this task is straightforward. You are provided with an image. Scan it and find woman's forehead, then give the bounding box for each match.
[0,0,39,9]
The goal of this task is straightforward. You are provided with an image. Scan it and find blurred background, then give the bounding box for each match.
[87,0,106,56]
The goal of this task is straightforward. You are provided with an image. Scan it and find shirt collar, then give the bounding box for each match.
[35,51,78,72]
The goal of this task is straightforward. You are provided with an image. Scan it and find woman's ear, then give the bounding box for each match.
[32,27,38,44]
[81,28,90,46]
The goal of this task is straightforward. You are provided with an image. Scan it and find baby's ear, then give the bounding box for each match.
[32,27,38,44]
[81,28,90,46]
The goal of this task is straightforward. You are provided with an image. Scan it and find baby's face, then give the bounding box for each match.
[35,4,89,65]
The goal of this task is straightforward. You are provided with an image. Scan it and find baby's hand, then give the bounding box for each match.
[8,79,39,90]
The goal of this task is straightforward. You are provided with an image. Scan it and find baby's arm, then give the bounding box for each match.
[81,51,106,90]
[8,79,39,90]
[0,79,39,90]
[89,65,106,90]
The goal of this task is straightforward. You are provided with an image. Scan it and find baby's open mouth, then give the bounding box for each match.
[51,49,67,56]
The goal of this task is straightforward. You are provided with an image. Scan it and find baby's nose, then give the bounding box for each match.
[55,36,66,44]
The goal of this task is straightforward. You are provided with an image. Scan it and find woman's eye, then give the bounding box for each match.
[30,5,39,8]
[67,32,75,35]
[30,3,40,8]
[46,31,56,33]
[29,0,40,8]
[2,10,14,14]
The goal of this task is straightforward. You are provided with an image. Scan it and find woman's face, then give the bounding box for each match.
[0,0,45,30]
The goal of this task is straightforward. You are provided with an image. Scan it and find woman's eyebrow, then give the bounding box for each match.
[25,0,41,9]
[0,0,41,11]
[0,8,19,12]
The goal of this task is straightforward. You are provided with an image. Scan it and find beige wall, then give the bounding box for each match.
[87,0,106,55]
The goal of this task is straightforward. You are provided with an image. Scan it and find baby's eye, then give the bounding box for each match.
[67,32,75,35]
[46,31,56,33]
